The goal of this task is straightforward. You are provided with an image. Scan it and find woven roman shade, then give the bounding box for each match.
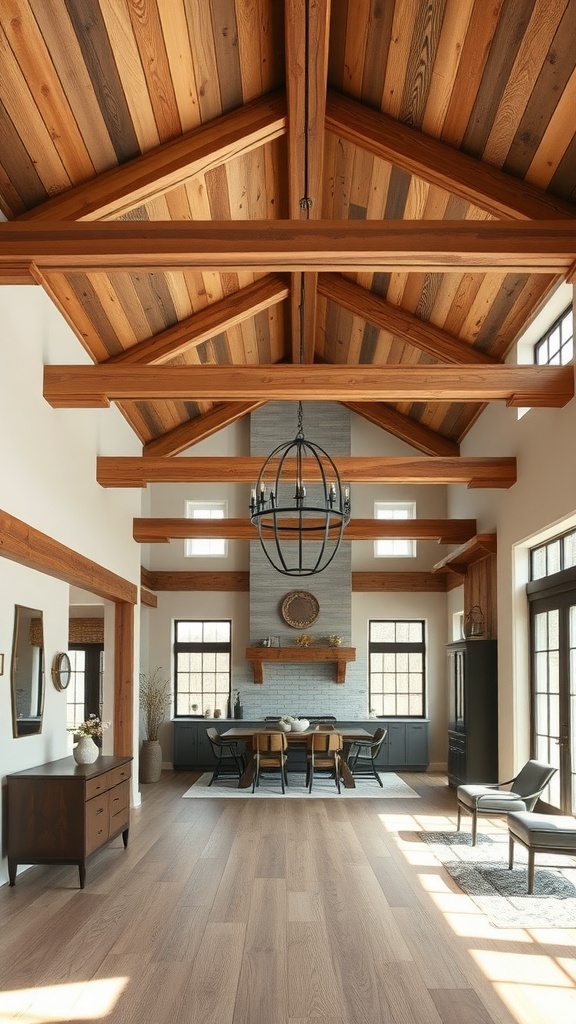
[68,618,104,644]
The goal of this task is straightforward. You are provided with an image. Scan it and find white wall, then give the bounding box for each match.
[147,420,251,572]
[0,286,143,886]
[351,412,450,570]
[447,284,576,779]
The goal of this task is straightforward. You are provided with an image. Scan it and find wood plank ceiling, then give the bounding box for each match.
[1,0,575,489]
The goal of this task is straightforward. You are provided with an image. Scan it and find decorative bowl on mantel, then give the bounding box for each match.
[295,634,314,647]
[327,634,342,646]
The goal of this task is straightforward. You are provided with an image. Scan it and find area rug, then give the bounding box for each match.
[418,830,576,928]
[182,772,419,799]
[442,860,576,929]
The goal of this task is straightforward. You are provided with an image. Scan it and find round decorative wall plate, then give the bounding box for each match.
[281,591,320,629]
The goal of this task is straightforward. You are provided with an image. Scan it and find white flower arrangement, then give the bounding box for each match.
[68,713,109,738]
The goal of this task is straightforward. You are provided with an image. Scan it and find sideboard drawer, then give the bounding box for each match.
[109,763,131,788]
[86,772,111,799]
[86,793,110,854]
[109,780,130,835]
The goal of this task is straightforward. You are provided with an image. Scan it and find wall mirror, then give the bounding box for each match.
[11,605,45,737]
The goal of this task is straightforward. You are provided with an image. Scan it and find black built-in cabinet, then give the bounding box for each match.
[447,639,498,787]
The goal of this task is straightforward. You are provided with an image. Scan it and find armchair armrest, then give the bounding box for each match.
[483,777,516,790]
[475,791,519,806]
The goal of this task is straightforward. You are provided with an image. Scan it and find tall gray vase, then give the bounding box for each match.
[140,739,162,783]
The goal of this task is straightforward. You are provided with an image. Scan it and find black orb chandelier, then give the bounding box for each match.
[249,0,350,576]
[249,401,351,576]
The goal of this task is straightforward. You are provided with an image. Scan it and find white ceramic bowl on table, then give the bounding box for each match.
[290,718,310,732]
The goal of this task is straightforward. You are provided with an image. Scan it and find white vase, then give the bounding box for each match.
[73,735,99,765]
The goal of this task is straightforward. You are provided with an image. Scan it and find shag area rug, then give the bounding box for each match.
[419,829,576,928]
[182,771,419,799]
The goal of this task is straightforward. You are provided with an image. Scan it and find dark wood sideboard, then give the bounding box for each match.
[7,755,132,889]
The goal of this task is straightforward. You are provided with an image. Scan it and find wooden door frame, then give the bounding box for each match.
[0,508,138,755]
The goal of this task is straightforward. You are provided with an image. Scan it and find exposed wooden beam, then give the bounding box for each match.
[97,455,516,489]
[0,508,137,604]
[319,274,498,365]
[352,572,448,593]
[140,587,157,608]
[285,0,331,365]
[143,401,265,458]
[18,91,286,222]
[342,401,459,457]
[432,533,498,574]
[141,567,446,593]
[143,570,250,592]
[44,364,573,408]
[132,517,478,544]
[2,220,576,277]
[325,90,576,222]
[106,276,289,366]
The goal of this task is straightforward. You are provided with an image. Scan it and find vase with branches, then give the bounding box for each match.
[139,668,172,783]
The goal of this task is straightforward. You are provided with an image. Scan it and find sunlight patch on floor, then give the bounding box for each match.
[474,950,576,1022]
[0,977,129,1022]
[492,981,576,1024]
[474,951,574,988]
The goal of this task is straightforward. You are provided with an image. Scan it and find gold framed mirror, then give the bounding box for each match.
[11,605,45,738]
[51,651,71,691]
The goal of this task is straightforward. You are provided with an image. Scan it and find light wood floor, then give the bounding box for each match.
[1,770,576,1024]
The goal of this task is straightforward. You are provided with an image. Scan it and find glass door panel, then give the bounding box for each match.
[569,605,576,813]
[533,610,561,807]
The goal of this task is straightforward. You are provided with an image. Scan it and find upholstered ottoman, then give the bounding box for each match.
[508,811,576,894]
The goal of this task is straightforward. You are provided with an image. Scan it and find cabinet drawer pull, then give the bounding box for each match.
[96,808,104,815]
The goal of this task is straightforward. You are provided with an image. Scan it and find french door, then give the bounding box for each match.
[67,643,104,732]
[530,593,576,813]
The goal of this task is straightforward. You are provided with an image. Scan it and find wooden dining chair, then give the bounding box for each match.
[252,731,289,793]
[306,731,343,793]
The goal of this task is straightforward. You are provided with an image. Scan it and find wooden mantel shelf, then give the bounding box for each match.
[245,646,356,684]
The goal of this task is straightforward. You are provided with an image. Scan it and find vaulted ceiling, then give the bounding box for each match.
[1,0,575,494]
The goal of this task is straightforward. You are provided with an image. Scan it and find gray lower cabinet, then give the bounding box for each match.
[172,719,429,771]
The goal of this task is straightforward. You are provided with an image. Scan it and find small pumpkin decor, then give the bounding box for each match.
[139,668,172,783]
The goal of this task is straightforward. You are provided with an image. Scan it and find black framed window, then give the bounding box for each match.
[66,644,104,734]
[368,620,425,717]
[174,620,231,717]
[530,528,576,581]
[534,306,573,366]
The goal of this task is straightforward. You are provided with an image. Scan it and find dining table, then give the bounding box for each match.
[220,725,375,789]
